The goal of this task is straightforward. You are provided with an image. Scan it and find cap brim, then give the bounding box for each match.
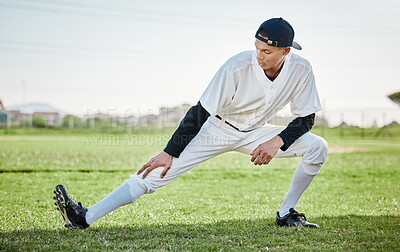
[292,41,302,50]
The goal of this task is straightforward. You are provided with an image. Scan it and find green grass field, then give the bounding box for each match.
[0,127,399,251]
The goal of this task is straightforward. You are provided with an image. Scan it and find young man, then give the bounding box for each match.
[54,17,328,229]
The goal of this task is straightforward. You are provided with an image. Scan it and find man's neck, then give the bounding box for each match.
[264,60,285,80]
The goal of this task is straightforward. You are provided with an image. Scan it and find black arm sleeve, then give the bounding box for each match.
[278,113,315,151]
[163,101,211,158]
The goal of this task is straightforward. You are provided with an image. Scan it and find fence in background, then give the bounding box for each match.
[1,108,399,139]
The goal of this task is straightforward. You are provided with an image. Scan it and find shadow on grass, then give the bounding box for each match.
[1,215,399,251]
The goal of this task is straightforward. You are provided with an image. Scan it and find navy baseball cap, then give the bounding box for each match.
[255,17,302,50]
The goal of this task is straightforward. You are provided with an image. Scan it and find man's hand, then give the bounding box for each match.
[137,151,173,179]
[250,136,284,165]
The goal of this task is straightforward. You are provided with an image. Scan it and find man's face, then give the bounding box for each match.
[254,38,290,73]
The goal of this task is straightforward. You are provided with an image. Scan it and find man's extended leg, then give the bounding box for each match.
[84,177,146,225]
[54,116,240,228]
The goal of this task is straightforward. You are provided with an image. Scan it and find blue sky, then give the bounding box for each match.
[0,0,399,122]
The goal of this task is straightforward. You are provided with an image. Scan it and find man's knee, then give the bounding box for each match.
[131,166,174,194]
[130,174,159,195]
[300,161,322,176]
[123,176,148,201]
[124,175,155,195]
[303,135,328,166]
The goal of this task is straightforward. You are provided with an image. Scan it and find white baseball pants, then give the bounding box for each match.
[132,116,328,193]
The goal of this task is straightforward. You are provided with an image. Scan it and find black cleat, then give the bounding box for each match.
[275,208,319,229]
[53,184,90,230]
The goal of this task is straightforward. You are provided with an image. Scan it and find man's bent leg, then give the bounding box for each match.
[277,161,320,217]
[234,126,328,221]
[276,133,328,217]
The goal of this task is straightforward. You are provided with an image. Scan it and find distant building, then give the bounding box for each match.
[124,115,138,127]
[138,114,158,127]
[3,103,64,126]
[158,104,191,127]
[83,112,116,128]
[8,110,24,122]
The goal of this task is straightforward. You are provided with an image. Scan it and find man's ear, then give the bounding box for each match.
[283,47,291,55]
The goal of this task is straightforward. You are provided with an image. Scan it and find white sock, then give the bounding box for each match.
[85,177,146,225]
[279,162,316,217]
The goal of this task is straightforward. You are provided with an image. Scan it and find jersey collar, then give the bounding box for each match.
[252,51,291,85]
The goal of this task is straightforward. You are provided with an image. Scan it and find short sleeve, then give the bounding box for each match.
[199,67,236,116]
[290,70,322,117]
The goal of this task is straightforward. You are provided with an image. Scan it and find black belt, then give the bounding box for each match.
[215,115,253,132]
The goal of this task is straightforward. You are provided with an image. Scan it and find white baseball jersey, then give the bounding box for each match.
[199,50,322,131]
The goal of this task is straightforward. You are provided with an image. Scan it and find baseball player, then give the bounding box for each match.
[54,17,328,229]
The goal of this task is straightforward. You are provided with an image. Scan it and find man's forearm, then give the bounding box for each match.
[278,113,315,151]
